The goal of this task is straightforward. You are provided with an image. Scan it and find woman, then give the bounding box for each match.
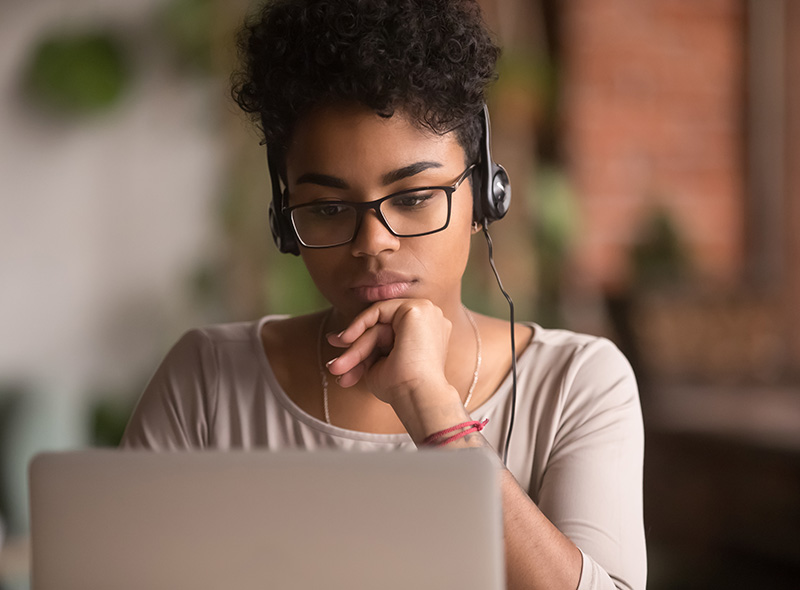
[121,1,646,588]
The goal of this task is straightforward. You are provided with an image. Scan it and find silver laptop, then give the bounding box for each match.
[29,449,504,590]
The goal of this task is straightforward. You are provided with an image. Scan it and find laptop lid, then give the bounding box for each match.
[29,449,504,590]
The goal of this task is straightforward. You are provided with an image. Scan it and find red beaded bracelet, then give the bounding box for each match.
[422,418,489,447]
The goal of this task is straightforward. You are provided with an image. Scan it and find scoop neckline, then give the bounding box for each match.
[252,313,534,442]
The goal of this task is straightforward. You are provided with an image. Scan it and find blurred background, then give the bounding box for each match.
[0,0,797,588]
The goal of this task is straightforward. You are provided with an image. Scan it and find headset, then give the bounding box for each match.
[473,105,517,466]
[266,145,299,255]
[264,104,518,464]
[474,104,511,227]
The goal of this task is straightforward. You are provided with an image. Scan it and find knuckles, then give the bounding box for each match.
[346,299,454,397]
[396,298,443,319]
[392,299,451,338]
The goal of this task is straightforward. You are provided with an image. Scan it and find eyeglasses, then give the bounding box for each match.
[283,164,475,248]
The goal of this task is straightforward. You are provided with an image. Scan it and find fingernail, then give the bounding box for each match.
[326,357,338,368]
[336,330,345,338]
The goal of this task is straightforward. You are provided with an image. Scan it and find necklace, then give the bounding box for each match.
[317,306,481,426]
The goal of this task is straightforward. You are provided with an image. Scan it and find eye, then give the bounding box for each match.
[389,191,436,209]
[307,202,350,218]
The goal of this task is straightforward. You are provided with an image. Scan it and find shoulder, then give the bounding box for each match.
[526,323,613,353]
[519,323,640,421]
[524,323,632,380]
[477,315,621,371]
[148,317,288,392]
[168,315,289,359]
[120,316,286,450]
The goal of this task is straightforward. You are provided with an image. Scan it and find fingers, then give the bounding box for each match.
[326,322,393,386]
[323,299,452,394]
[335,361,366,388]
[331,299,407,346]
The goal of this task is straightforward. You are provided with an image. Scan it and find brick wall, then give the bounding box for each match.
[786,1,800,374]
[561,0,746,292]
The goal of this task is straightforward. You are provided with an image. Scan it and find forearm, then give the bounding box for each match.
[499,468,582,590]
[394,394,582,590]
[447,431,582,590]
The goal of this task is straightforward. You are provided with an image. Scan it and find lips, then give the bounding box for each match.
[350,272,417,302]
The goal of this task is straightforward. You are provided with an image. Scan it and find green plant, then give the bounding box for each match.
[24,29,130,115]
[631,207,690,289]
[159,0,215,74]
[90,393,138,447]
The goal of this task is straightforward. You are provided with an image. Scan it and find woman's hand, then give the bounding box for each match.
[325,299,453,406]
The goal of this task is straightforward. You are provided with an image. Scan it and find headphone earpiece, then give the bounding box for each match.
[475,104,511,226]
[488,162,511,219]
[267,149,300,256]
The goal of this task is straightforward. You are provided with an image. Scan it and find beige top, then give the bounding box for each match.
[121,315,646,590]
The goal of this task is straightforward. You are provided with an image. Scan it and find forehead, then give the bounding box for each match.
[285,103,466,183]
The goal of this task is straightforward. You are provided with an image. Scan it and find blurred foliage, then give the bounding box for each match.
[533,165,578,326]
[189,260,228,320]
[495,50,557,123]
[497,51,553,96]
[23,30,130,115]
[89,392,139,447]
[534,164,578,260]
[158,0,216,75]
[631,207,691,289]
[0,386,25,530]
[208,156,326,318]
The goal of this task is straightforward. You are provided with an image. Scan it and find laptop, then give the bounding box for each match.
[29,449,504,590]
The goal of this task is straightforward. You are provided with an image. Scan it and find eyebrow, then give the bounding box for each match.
[381,161,443,186]
[294,173,348,189]
[294,161,443,189]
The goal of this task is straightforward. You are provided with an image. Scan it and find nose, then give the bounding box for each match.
[349,210,400,257]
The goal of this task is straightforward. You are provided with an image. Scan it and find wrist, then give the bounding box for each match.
[390,383,471,445]
[422,418,489,447]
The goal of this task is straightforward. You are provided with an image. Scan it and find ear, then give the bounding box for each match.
[471,221,482,234]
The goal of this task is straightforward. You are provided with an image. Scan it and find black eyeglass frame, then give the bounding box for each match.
[282,164,476,249]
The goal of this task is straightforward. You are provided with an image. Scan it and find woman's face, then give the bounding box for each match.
[284,102,475,321]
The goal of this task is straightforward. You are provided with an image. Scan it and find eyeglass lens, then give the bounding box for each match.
[291,188,450,247]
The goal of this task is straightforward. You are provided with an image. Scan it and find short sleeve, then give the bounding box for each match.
[120,329,218,450]
[538,339,646,590]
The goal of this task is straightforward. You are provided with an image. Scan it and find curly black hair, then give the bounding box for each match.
[231,0,500,167]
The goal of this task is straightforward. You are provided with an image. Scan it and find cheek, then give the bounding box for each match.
[451,192,476,247]
[418,207,473,276]
[456,190,476,229]
[298,253,339,301]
